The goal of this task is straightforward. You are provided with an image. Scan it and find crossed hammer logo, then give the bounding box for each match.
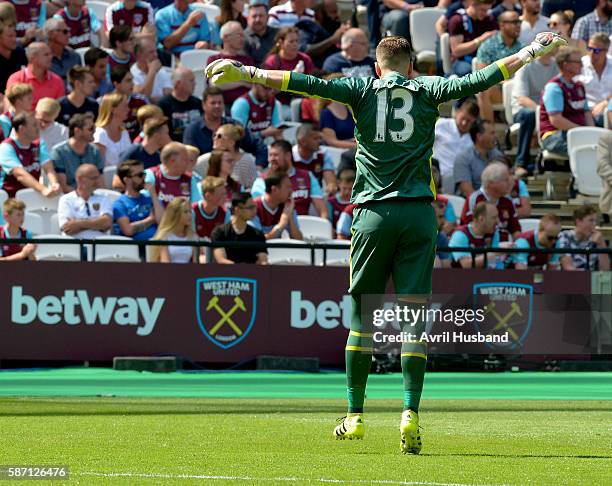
[484,301,522,342]
[207,295,247,336]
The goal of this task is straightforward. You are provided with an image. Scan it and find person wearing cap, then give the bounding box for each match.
[245,0,279,66]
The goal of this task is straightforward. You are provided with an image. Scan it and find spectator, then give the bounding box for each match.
[94,93,132,167]
[58,66,99,127]
[319,74,356,150]
[158,67,202,142]
[547,10,583,52]
[192,175,230,240]
[475,11,523,123]
[571,0,612,50]
[245,1,279,66]
[84,47,114,98]
[108,25,135,73]
[491,0,522,20]
[295,11,347,69]
[432,165,458,234]
[144,141,201,206]
[293,123,337,194]
[328,168,353,227]
[268,0,314,28]
[0,112,59,198]
[0,198,36,261]
[336,202,356,240]
[453,120,503,197]
[113,159,163,241]
[210,0,248,46]
[212,191,268,264]
[513,212,561,269]
[596,130,612,222]
[52,113,104,193]
[448,0,497,77]
[435,0,470,37]
[251,139,328,217]
[207,21,256,106]
[105,0,155,36]
[433,99,480,194]
[322,28,376,78]
[558,205,610,270]
[252,171,302,239]
[449,200,502,268]
[205,149,242,208]
[183,86,267,167]
[131,37,171,103]
[195,124,257,189]
[539,47,594,158]
[155,0,210,57]
[0,19,27,93]
[314,0,342,36]
[574,33,612,126]
[54,0,103,50]
[44,18,80,84]
[433,198,452,269]
[110,65,149,140]
[133,104,165,143]
[6,42,65,109]
[120,116,170,169]
[511,48,558,176]
[231,84,283,140]
[380,0,424,41]
[519,0,550,45]
[0,83,32,140]
[263,27,315,105]
[460,162,520,242]
[57,163,112,238]
[9,0,44,45]
[149,196,197,263]
[507,170,532,218]
[185,144,202,197]
[35,97,68,153]
[542,0,596,19]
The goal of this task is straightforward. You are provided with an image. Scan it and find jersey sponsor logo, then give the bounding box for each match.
[290,291,351,329]
[10,286,165,336]
[472,283,533,351]
[133,13,144,24]
[196,277,257,349]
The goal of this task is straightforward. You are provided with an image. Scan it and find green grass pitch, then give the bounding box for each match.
[1,397,610,485]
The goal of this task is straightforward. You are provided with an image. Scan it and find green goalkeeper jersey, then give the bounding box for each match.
[282,62,508,205]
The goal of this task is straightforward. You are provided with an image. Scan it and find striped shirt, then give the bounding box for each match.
[571,10,612,43]
[267,1,314,28]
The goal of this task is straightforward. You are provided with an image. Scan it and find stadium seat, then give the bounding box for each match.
[519,218,540,233]
[502,80,520,140]
[15,188,59,212]
[439,33,452,76]
[0,188,7,225]
[290,98,302,122]
[181,49,219,72]
[87,2,109,25]
[75,47,89,66]
[49,213,61,235]
[535,105,569,169]
[567,126,607,151]
[315,239,350,266]
[283,124,299,145]
[94,188,122,205]
[297,215,333,242]
[23,212,45,235]
[324,146,346,170]
[191,2,220,23]
[103,166,117,189]
[267,239,312,265]
[93,235,141,263]
[34,235,81,261]
[443,194,465,220]
[193,68,207,100]
[410,8,445,64]
[570,145,603,196]
[605,111,610,129]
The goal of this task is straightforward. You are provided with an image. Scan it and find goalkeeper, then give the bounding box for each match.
[206,32,566,454]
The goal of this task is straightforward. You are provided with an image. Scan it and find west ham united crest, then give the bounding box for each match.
[473,283,533,350]
[196,278,257,349]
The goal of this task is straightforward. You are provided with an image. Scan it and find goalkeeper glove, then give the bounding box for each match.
[517,32,567,64]
[205,59,268,85]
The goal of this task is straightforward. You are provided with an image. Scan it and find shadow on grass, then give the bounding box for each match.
[422,453,612,459]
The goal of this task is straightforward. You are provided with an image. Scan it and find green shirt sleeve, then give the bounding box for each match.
[283,72,362,108]
[422,62,507,105]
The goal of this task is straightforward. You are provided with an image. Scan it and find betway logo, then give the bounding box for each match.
[290,291,351,329]
[11,286,164,336]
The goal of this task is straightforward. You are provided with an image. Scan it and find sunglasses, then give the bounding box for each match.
[214,133,227,139]
[545,235,558,242]
[547,22,559,28]
[502,20,521,25]
[587,46,604,54]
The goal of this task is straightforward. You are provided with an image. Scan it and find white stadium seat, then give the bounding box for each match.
[191,2,220,23]
[15,188,59,212]
[87,1,109,25]
[103,166,117,189]
[570,145,603,196]
[182,49,219,71]
[443,194,465,220]
[0,189,7,225]
[34,235,81,261]
[502,79,520,137]
[439,33,452,76]
[324,147,346,170]
[94,188,122,205]
[519,218,540,234]
[410,8,445,64]
[315,240,350,266]
[267,239,312,265]
[297,215,333,242]
[49,213,61,235]
[23,212,45,235]
[94,236,141,263]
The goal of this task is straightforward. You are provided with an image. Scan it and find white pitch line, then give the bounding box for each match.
[77,471,507,486]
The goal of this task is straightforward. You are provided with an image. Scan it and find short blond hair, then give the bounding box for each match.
[3,198,25,215]
[136,104,164,128]
[35,97,61,119]
[6,83,33,105]
[185,144,200,160]
[161,141,186,165]
[202,176,226,194]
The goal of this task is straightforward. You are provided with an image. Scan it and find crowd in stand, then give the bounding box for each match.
[0,0,609,268]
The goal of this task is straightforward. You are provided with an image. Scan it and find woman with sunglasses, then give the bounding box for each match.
[548,11,583,52]
[205,149,242,210]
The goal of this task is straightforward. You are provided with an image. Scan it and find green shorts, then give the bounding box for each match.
[349,199,437,297]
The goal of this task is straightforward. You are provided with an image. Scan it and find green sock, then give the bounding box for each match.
[346,294,372,413]
[400,302,427,412]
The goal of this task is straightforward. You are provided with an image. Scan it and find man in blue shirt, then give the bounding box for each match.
[322,28,376,78]
[155,0,210,56]
[113,159,163,240]
[121,116,170,169]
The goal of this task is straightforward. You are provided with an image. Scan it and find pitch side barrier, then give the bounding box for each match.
[0,249,609,365]
[2,237,611,266]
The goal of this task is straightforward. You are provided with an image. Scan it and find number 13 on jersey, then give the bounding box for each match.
[374,88,415,143]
